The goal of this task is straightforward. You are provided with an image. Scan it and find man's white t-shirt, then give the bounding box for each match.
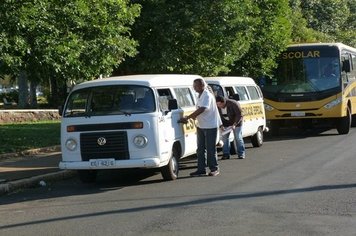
[196,89,222,129]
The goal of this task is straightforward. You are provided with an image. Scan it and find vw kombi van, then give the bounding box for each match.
[59,74,200,182]
[205,76,268,147]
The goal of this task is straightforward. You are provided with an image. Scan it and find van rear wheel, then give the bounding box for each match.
[78,170,97,183]
[161,148,179,181]
[251,127,263,147]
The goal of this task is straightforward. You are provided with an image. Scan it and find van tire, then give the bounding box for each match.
[161,148,179,181]
[78,170,97,183]
[336,107,351,135]
[251,127,263,147]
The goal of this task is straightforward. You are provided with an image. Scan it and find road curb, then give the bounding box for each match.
[0,170,76,196]
[0,145,61,161]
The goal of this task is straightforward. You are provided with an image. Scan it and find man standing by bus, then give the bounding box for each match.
[179,78,222,177]
[215,95,246,159]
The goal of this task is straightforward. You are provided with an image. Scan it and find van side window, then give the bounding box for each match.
[225,87,235,98]
[157,88,173,112]
[235,86,249,101]
[174,87,195,108]
[208,84,224,97]
[247,86,261,100]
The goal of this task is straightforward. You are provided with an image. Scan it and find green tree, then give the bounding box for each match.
[0,0,140,107]
[300,0,350,42]
[229,0,292,78]
[119,0,259,76]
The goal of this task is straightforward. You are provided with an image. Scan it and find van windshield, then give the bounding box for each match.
[64,85,155,117]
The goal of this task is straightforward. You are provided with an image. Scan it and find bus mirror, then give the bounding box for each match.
[342,60,351,73]
[168,99,178,111]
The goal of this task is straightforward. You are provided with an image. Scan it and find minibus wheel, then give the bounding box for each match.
[251,127,263,147]
[161,148,179,181]
[78,170,97,183]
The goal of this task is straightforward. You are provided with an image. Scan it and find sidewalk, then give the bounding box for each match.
[0,146,76,196]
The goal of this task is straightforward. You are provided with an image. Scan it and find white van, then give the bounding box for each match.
[59,74,200,182]
[204,76,268,147]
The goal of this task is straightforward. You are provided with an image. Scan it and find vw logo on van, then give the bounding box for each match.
[97,137,107,146]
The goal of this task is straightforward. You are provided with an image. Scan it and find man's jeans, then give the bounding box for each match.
[222,126,245,157]
[196,127,219,172]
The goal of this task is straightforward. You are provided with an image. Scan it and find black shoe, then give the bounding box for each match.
[238,155,245,159]
[221,155,230,160]
[190,170,207,177]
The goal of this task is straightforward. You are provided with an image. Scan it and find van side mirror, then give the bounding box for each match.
[342,59,351,73]
[168,99,178,111]
[58,105,63,116]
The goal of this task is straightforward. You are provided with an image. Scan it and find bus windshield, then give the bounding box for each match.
[262,47,341,94]
[64,85,155,117]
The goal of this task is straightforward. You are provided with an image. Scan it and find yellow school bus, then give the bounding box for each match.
[260,43,356,135]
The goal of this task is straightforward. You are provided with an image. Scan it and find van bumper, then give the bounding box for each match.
[59,158,161,170]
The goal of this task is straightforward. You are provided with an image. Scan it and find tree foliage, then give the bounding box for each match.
[0,0,140,106]
[119,0,263,76]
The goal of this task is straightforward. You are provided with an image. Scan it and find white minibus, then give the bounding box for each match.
[59,74,200,182]
[205,76,268,147]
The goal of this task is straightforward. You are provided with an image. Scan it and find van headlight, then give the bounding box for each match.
[65,138,77,151]
[133,135,148,148]
[264,103,274,112]
[324,98,341,109]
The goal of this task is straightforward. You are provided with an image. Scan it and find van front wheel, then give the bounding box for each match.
[251,127,263,147]
[161,149,179,181]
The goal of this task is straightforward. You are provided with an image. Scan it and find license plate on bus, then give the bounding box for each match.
[89,159,115,167]
[291,111,305,117]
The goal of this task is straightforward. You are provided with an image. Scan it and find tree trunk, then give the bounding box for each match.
[29,81,38,108]
[18,71,29,108]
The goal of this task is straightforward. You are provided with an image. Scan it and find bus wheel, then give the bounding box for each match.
[251,127,263,147]
[161,148,179,181]
[78,170,97,183]
[336,107,351,135]
[351,114,356,127]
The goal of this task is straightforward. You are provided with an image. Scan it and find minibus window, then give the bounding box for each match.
[64,85,155,117]
[208,84,224,97]
[247,86,261,100]
[174,87,195,108]
[235,86,249,101]
[157,88,173,112]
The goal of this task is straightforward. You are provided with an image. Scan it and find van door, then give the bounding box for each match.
[173,87,197,156]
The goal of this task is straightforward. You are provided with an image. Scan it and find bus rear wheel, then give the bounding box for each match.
[161,147,179,181]
[336,107,351,135]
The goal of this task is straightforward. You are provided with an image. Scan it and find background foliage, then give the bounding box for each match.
[0,0,355,108]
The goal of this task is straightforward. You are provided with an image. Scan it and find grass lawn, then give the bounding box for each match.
[0,121,60,154]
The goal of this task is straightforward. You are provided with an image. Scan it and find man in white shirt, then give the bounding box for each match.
[179,78,222,176]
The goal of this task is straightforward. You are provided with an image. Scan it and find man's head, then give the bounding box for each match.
[215,95,226,108]
[193,78,205,94]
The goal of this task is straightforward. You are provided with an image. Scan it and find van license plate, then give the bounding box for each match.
[89,159,115,167]
[291,112,305,117]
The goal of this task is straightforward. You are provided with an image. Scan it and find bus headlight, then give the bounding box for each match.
[65,138,77,151]
[264,104,274,112]
[133,135,148,148]
[324,98,341,109]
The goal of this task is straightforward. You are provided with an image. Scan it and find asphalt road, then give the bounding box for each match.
[1,127,356,236]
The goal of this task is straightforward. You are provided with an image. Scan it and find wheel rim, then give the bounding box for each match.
[257,130,263,144]
[171,156,178,177]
